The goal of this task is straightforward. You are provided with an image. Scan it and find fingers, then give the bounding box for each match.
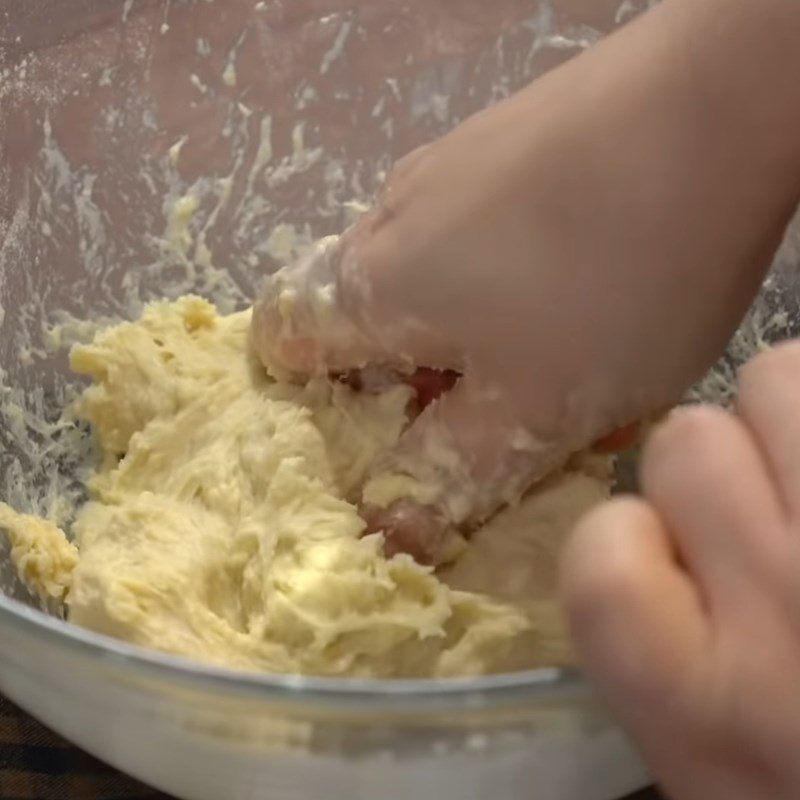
[358,371,571,563]
[362,501,449,566]
[737,341,800,521]
[561,497,708,714]
[363,374,572,533]
[641,405,789,618]
[565,362,800,800]
[251,233,390,375]
[251,155,462,379]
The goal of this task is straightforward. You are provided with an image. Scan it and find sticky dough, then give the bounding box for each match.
[0,296,611,678]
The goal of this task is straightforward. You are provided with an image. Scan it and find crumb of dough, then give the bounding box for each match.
[0,296,611,677]
[0,505,78,603]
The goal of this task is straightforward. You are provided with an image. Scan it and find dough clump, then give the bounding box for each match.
[0,296,611,678]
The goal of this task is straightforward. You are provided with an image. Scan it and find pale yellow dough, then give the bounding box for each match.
[0,296,611,678]
[0,507,78,604]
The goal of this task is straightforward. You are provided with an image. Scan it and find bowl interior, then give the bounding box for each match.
[2,0,800,637]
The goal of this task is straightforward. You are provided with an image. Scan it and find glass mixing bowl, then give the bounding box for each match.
[1,2,799,798]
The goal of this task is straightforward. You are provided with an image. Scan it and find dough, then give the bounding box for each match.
[441,462,613,668]
[0,296,611,678]
[0,507,78,604]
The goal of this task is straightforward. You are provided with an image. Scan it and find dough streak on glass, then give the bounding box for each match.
[0,296,611,678]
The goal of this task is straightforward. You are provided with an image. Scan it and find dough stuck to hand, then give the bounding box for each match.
[0,296,611,678]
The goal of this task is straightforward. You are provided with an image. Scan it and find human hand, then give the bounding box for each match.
[252,0,800,562]
[561,341,800,800]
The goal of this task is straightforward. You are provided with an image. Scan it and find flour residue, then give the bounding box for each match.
[1,0,799,621]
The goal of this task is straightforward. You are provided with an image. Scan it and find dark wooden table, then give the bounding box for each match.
[0,694,663,800]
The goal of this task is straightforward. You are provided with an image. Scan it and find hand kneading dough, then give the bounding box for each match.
[0,296,612,678]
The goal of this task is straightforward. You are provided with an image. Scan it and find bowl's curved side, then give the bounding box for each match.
[0,599,648,800]
[7,0,798,796]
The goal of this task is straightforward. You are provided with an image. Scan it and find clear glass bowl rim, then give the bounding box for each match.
[0,593,589,715]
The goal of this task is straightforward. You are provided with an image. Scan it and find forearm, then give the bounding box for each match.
[551,0,800,216]
[480,0,800,424]
[517,0,800,197]
[672,0,800,170]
